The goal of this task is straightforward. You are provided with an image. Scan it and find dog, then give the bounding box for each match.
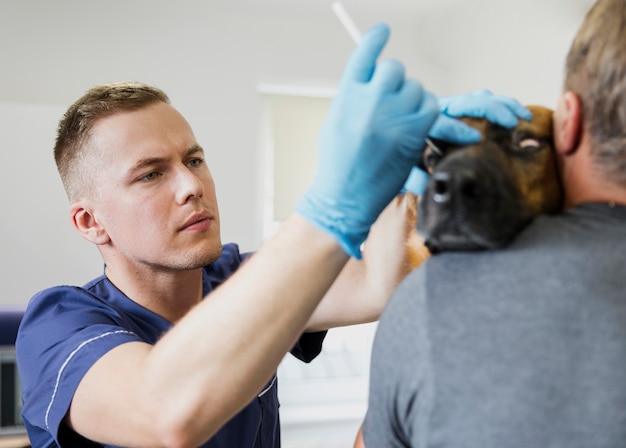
[406,105,563,268]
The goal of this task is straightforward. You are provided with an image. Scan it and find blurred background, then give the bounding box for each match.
[0,1,595,446]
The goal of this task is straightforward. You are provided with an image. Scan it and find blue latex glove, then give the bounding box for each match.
[402,166,429,195]
[430,89,532,145]
[294,23,439,258]
[402,90,532,195]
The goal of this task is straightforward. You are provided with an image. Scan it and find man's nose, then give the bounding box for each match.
[175,167,204,203]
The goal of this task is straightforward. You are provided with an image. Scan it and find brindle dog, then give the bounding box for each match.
[406,105,563,268]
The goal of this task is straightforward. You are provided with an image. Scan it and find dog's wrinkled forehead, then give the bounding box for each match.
[462,105,553,142]
[421,105,554,171]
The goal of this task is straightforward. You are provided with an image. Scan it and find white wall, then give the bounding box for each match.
[0,103,102,304]
[0,0,590,306]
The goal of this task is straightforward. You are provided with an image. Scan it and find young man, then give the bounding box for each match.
[16,23,528,448]
[359,1,626,447]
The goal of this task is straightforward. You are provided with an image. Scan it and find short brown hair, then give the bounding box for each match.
[54,81,170,201]
[564,0,626,185]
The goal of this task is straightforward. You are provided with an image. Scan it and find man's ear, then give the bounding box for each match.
[553,91,583,156]
[70,202,110,245]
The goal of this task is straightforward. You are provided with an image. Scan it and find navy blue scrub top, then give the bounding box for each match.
[16,243,326,447]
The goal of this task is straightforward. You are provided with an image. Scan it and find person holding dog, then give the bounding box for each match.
[357,0,626,447]
[15,22,529,448]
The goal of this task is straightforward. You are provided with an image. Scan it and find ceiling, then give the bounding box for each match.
[224,0,596,20]
[0,0,599,106]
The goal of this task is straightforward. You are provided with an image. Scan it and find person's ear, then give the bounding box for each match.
[553,91,583,156]
[70,202,110,245]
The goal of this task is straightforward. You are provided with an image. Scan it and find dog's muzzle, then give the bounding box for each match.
[417,157,531,253]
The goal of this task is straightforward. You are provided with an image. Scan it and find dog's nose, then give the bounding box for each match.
[431,169,482,204]
[432,171,452,204]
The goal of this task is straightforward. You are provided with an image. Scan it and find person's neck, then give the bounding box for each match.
[561,143,626,209]
[104,263,204,323]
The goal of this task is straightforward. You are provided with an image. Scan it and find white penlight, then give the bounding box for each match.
[331,2,362,44]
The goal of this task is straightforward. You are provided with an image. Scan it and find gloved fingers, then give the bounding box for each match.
[341,23,390,85]
[428,115,482,145]
[370,59,405,93]
[395,78,426,114]
[489,95,532,121]
[440,89,532,129]
[401,166,429,196]
[446,99,524,128]
[437,89,494,111]
[406,90,440,137]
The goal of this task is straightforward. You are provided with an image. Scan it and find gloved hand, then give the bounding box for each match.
[402,90,532,195]
[294,23,439,259]
[430,89,532,145]
[401,166,429,196]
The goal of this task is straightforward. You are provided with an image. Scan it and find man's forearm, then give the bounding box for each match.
[141,213,350,444]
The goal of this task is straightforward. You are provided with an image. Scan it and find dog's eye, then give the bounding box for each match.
[517,137,541,151]
[422,146,443,173]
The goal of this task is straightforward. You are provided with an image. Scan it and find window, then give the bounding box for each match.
[258,84,334,238]
[258,85,377,440]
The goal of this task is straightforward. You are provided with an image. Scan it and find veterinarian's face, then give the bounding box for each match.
[88,102,222,270]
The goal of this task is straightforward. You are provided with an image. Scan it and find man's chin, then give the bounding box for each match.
[197,243,223,267]
[176,242,223,270]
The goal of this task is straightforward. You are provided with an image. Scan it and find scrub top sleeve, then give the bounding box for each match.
[290,330,327,363]
[16,287,144,444]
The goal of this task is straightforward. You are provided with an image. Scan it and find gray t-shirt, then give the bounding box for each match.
[363,203,626,448]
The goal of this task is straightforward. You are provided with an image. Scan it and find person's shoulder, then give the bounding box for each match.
[21,275,121,334]
[27,283,98,313]
[27,273,108,306]
[511,203,619,249]
[381,265,429,325]
[17,280,145,368]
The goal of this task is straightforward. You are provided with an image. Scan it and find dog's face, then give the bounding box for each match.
[417,105,563,254]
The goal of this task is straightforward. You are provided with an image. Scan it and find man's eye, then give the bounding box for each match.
[188,158,204,167]
[140,171,160,182]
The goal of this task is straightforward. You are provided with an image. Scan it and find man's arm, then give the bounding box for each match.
[68,214,350,447]
[66,24,440,447]
[354,426,366,448]
[305,193,419,332]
